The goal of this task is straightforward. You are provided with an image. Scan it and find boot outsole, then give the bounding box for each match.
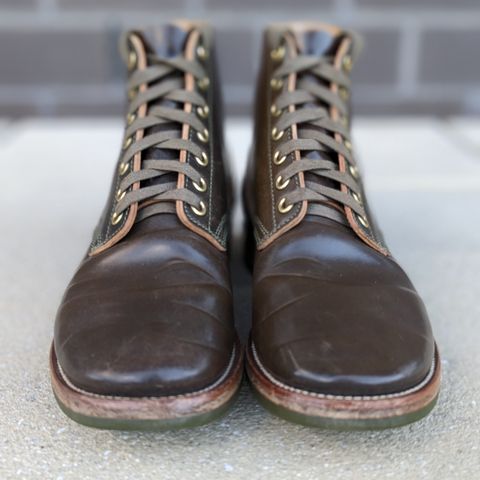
[246,341,441,430]
[50,339,243,431]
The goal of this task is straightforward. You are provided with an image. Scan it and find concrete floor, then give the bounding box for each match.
[0,117,479,479]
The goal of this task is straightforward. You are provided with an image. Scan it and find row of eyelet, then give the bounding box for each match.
[191,44,210,217]
[270,44,293,215]
[340,53,369,229]
[111,43,140,225]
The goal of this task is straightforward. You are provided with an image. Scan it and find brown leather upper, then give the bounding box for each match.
[247,23,436,397]
[53,23,235,398]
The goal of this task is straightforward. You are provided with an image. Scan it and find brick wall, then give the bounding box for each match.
[0,0,479,117]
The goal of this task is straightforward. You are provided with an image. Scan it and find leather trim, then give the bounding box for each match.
[332,38,389,256]
[175,28,226,251]
[89,34,148,256]
[257,32,308,250]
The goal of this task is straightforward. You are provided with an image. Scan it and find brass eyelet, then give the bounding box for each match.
[352,191,363,205]
[278,197,293,214]
[339,87,349,101]
[195,152,209,167]
[193,177,207,192]
[275,175,290,190]
[127,112,136,125]
[123,136,132,150]
[273,150,287,165]
[111,211,124,225]
[198,77,210,91]
[349,164,359,178]
[192,201,207,216]
[342,55,353,73]
[118,162,129,175]
[270,78,283,91]
[358,214,369,228]
[128,88,137,100]
[340,116,349,128]
[128,50,137,71]
[115,188,126,201]
[270,45,285,62]
[272,127,284,141]
[196,45,208,60]
[197,128,209,143]
[197,105,209,119]
[271,104,282,117]
[344,140,352,151]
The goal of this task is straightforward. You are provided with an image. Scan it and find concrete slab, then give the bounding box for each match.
[0,118,479,479]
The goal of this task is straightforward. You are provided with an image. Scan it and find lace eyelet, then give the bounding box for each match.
[198,77,210,91]
[123,137,133,150]
[273,150,287,165]
[339,87,349,101]
[272,127,284,141]
[197,105,209,119]
[270,45,285,62]
[342,55,353,73]
[192,201,207,216]
[115,188,126,201]
[128,88,137,100]
[196,45,208,60]
[195,152,209,167]
[352,191,363,205]
[118,161,129,175]
[193,177,207,192]
[278,197,293,214]
[349,164,359,178]
[270,104,282,117]
[127,112,136,125]
[111,211,124,225]
[127,50,137,71]
[275,175,290,190]
[270,78,283,91]
[197,128,209,143]
[357,214,369,228]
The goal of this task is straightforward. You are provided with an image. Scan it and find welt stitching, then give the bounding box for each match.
[267,64,277,231]
[251,342,436,401]
[58,345,237,401]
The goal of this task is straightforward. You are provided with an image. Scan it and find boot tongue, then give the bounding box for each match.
[296,29,343,57]
[134,24,193,203]
[139,24,190,59]
[289,27,346,221]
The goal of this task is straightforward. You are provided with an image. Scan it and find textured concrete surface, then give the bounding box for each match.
[0,118,479,479]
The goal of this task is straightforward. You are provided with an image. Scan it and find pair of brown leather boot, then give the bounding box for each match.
[50,21,440,430]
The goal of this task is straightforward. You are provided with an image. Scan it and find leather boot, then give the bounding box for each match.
[50,22,243,430]
[245,22,440,429]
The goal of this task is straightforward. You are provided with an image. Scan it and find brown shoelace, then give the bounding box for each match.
[113,41,211,224]
[270,41,368,225]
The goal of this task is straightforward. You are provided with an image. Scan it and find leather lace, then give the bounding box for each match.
[271,44,368,224]
[113,40,210,223]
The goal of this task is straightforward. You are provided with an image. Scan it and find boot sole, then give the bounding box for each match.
[246,341,441,430]
[50,339,243,431]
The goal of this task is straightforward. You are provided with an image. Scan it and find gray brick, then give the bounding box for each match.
[351,29,400,86]
[0,0,36,8]
[58,0,181,9]
[351,97,468,116]
[0,30,120,86]
[419,29,480,84]
[215,29,254,86]
[0,102,39,117]
[55,101,123,116]
[206,0,333,7]
[357,0,479,7]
